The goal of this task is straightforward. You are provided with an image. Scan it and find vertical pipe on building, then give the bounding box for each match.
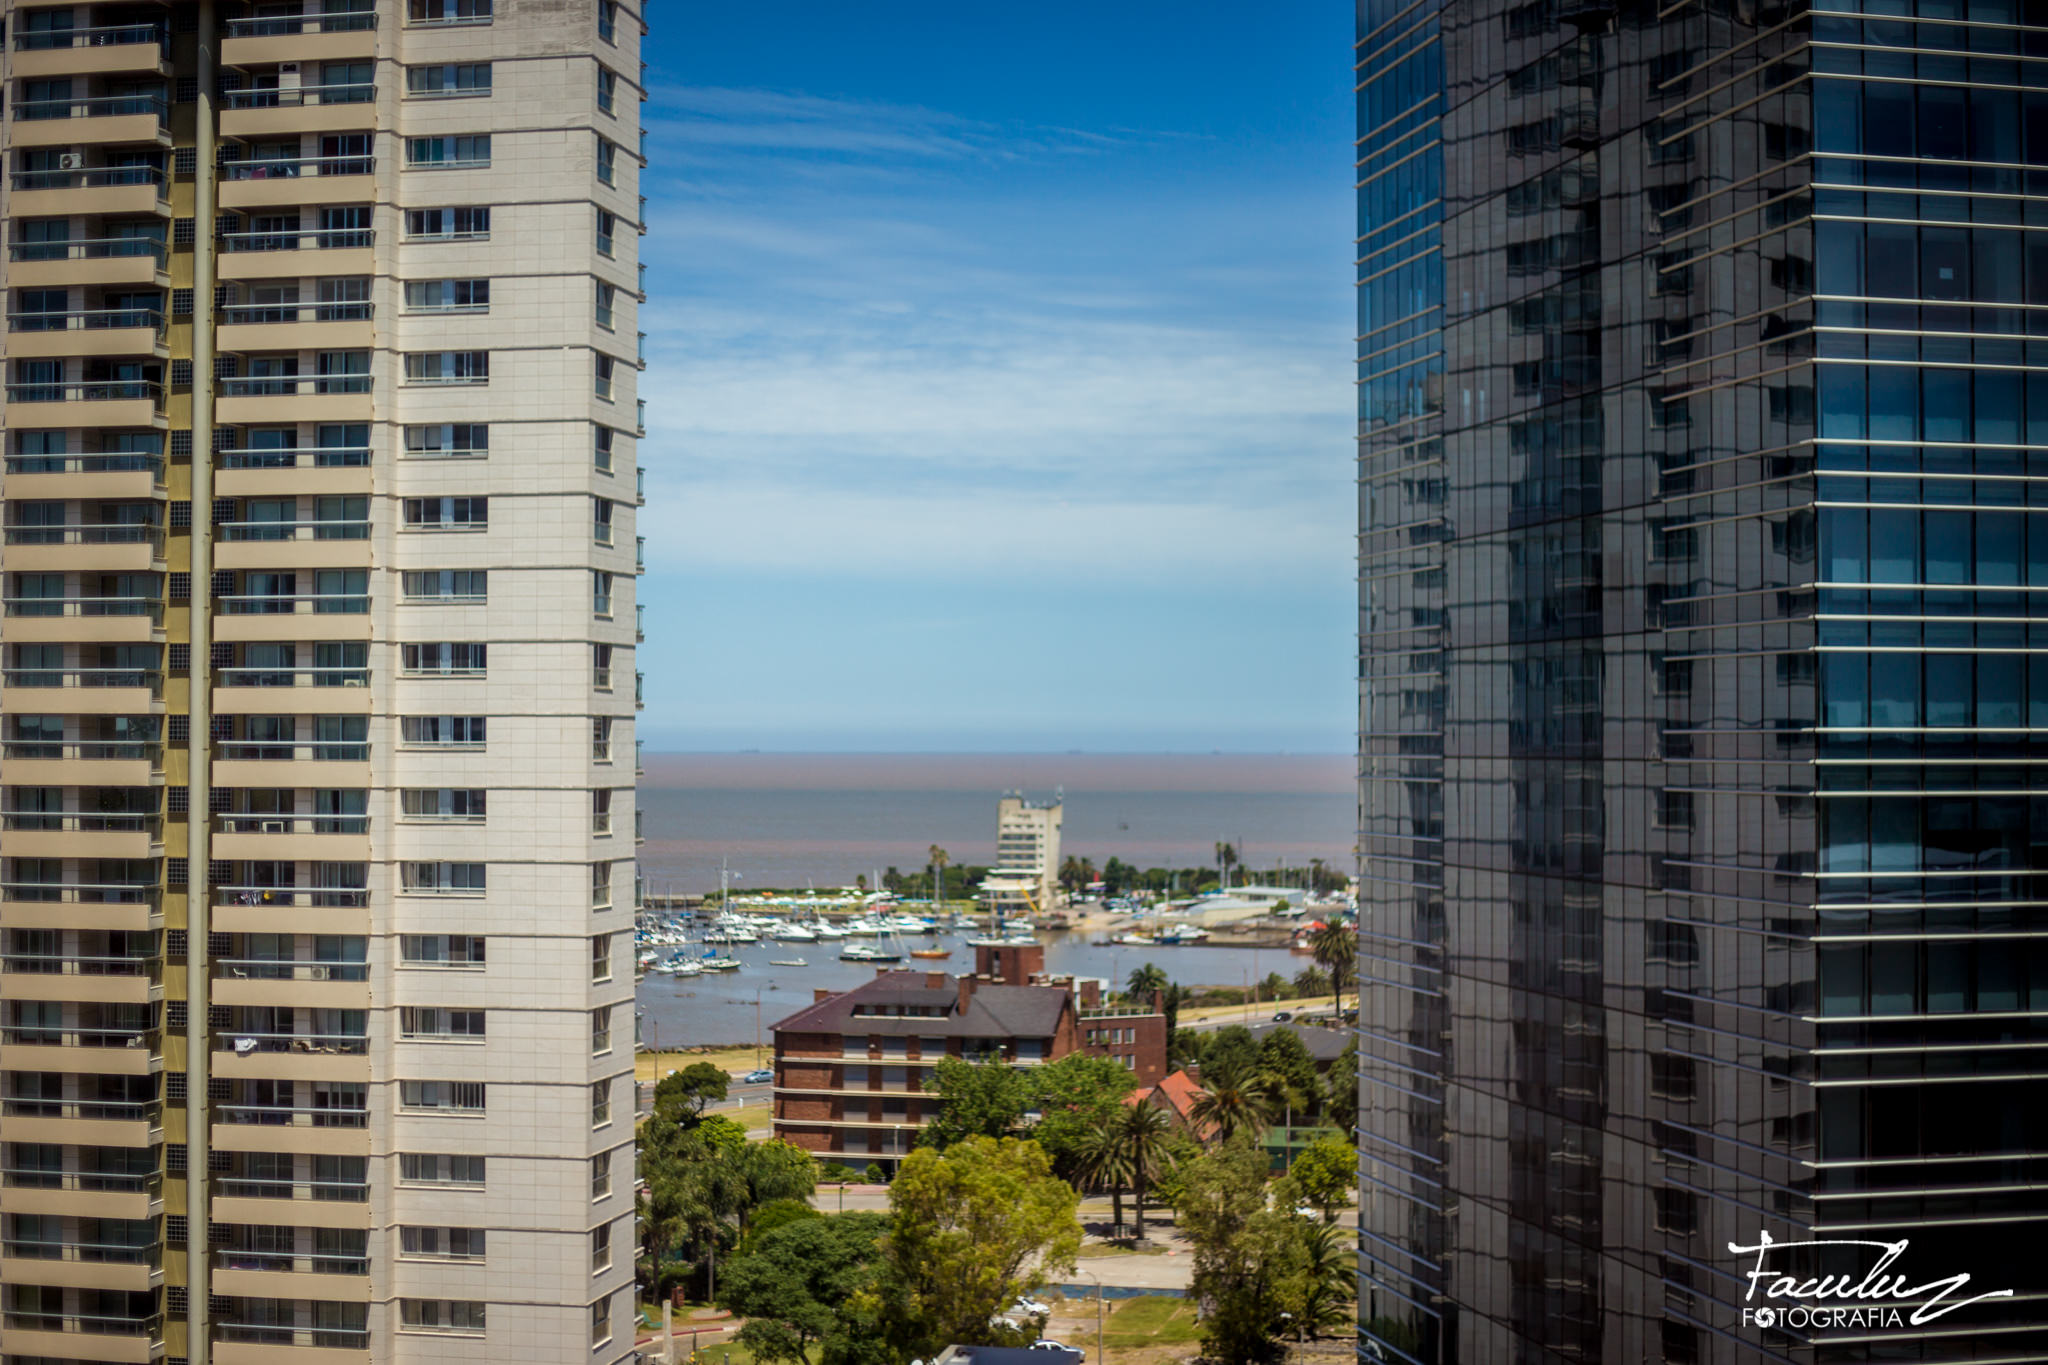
[186,0,218,1357]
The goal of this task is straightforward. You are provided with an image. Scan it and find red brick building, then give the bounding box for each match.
[770,943,1167,1171]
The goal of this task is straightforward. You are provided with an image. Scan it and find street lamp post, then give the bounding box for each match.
[1078,1268,1105,1365]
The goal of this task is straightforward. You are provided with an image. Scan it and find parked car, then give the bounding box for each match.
[742,1068,773,1084]
[1271,1010,1293,1022]
[1030,1340,1075,1353]
[1009,1298,1051,1319]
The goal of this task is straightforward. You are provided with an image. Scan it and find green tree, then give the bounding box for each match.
[640,1121,748,1300]
[1289,1220,1355,1340]
[1325,1036,1358,1138]
[742,1138,819,1218]
[928,844,951,907]
[653,1061,729,1125]
[737,1198,822,1257]
[919,1056,1030,1148]
[864,1137,1082,1359]
[1190,1076,1278,1146]
[1309,920,1357,1018]
[1201,1025,1259,1090]
[719,1212,889,1365]
[1023,1053,1136,1180]
[1177,1136,1297,1364]
[1284,1137,1357,1222]
[1255,1029,1321,1121]
[1126,962,1169,1006]
[1258,970,1291,1002]
[1169,1025,1207,1073]
[1292,965,1332,998]
[1214,841,1239,889]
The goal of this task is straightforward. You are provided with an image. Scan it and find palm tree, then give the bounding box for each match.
[1059,855,1084,894]
[1079,1100,1179,1241]
[1309,919,1357,1018]
[927,844,950,909]
[1213,841,1238,890]
[1126,962,1169,1006]
[1190,1075,1277,1145]
[1295,1221,1354,1340]
[1075,1120,1135,1235]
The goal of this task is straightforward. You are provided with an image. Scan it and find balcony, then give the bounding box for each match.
[218,226,372,281]
[0,808,158,860]
[0,741,160,786]
[0,1096,155,1150]
[0,1311,162,1365]
[216,445,370,498]
[0,1165,157,1224]
[2,379,164,430]
[218,154,375,210]
[8,21,168,79]
[1,595,162,646]
[212,814,371,862]
[222,9,377,64]
[1,521,164,574]
[3,450,163,499]
[0,1231,157,1295]
[0,1024,157,1076]
[218,300,373,354]
[222,83,377,136]
[1,955,159,1006]
[214,524,372,575]
[211,746,369,797]
[8,163,167,217]
[10,92,168,150]
[0,665,162,717]
[7,306,166,359]
[215,1326,370,1365]
[213,1173,369,1233]
[215,372,370,424]
[7,234,167,288]
[215,592,370,645]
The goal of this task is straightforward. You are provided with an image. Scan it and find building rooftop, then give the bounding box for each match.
[770,970,1071,1039]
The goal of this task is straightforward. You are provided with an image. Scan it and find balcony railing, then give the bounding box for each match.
[217,375,371,396]
[214,884,368,908]
[0,742,160,764]
[219,302,372,325]
[3,1310,162,1341]
[1,667,161,693]
[1,952,156,977]
[9,236,168,266]
[216,814,369,836]
[220,227,372,252]
[214,740,370,762]
[223,83,375,108]
[217,956,368,981]
[1,1025,155,1049]
[216,1174,368,1201]
[3,524,163,549]
[2,1166,156,1194]
[219,446,369,468]
[2,596,162,621]
[9,307,164,334]
[5,1238,158,1265]
[12,21,166,51]
[221,153,373,180]
[1,1098,153,1122]
[5,452,163,477]
[218,591,369,615]
[222,1030,368,1056]
[10,165,166,194]
[214,1248,367,1275]
[216,665,368,688]
[0,878,158,903]
[12,94,167,122]
[218,1324,369,1350]
[5,381,164,407]
[1,810,157,834]
[214,1102,367,1128]
[223,11,377,34]
[218,516,369,540]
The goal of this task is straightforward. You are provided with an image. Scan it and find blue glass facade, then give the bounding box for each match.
[1358,0,2048,1361]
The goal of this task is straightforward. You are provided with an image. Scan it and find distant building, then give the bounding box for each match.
[980,792,1063,916]
[769,943,1165,1172]
[1126,1068,1214,1142]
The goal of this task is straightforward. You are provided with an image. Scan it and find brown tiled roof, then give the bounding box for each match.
[769,971,1070,1040]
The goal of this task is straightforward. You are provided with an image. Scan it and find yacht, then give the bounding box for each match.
[841,943,903,964]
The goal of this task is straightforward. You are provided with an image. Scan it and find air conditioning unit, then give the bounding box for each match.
[306,965,330,981]
[57,153,84,171]
[277,61,302,96]
[260,820,288,834]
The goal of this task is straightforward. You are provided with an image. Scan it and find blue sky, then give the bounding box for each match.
[636,4,1355,752]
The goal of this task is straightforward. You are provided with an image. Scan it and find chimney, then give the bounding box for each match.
[813,988,833,1003]
[925,972,947,990]
[876,966,891,978]
[957,974,976,1014]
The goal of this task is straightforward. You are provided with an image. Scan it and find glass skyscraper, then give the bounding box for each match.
[1356,0,2048,1360]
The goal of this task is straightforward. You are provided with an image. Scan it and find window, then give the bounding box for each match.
[591,1221,612,1271]
[596,136,617,186]
[592,790,613,834]
[592,1006,612,1055]
[400,1300,486,1335]
[408,135,491,169]
[403,423,488,458]
[401,1226,487,1260]
[403,497,488,531]
[597,67,617,115]
[401,862,487,894]
[591,1152,611,1199]
[595,280,616,330]
[402,642,488,676]
[401,1153,486,1186]
[595,354,616,399]
[596,208,616,256]
[592,933,612,981]
[403,570,487,602]
[407,63,491,97]
[401,934,487,966]
[400,1008,485,1041]
[593,498,615,545]
[400,1080,486,1113]
[405,351,489,384]
[593,644,614,690]
[592,717,613,761]
[404,279,489,313]
[591,1080,611,1126]
[400,716,488,747]
[592,1293,613,1346]
[593,571,614,616]
[405,206,490,240]
[592,862,612,908]
[409,0,493,21]
[400,790,486,822]
[594,425,615,473]
[599,0,617,42]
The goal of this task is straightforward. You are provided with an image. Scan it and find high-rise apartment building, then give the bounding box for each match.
[0,0,644,1358]
[1357,1,2046,1361]
[980,792,1062,917]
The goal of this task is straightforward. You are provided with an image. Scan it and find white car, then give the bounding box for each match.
[1009,1298,1051,1319]
[1029,1341,1074,1354]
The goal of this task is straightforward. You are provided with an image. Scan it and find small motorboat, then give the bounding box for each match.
[908,947,950,960]
[698,955,742,972]
[769,957,806,967]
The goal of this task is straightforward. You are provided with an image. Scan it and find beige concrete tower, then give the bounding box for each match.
[0,0,645,1359]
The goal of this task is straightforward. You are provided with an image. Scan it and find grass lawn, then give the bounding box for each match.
[1101,1296,1201,1348]
[636,1046,769,1082]
[726,1103,772,1134]
[1178,993,1341,1026]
